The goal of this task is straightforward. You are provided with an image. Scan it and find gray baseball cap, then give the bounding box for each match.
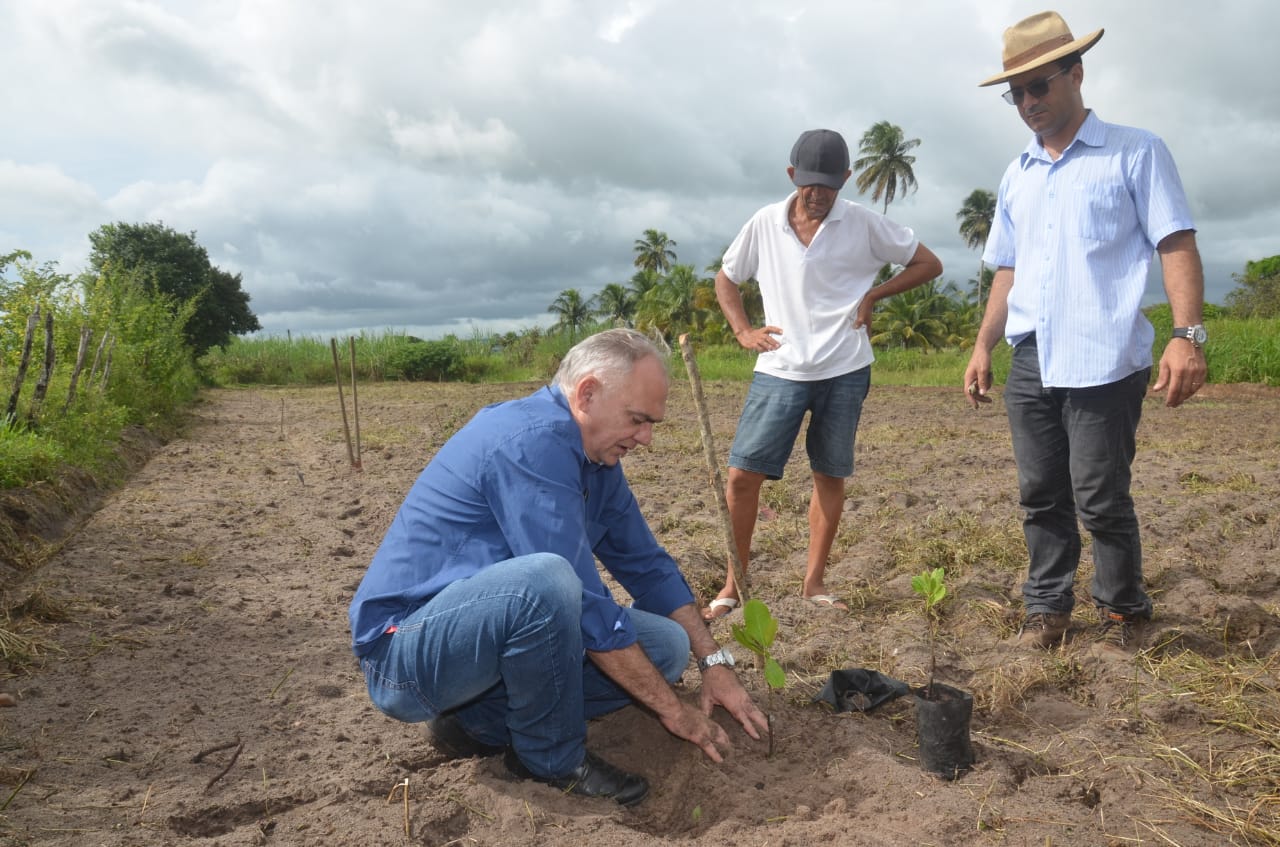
[790,129,850,190]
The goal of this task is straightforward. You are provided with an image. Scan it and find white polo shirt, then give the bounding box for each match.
[721,193,919,381]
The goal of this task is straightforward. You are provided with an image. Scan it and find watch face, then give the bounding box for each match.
[1193,325,1207,345]
[700,648,733,669]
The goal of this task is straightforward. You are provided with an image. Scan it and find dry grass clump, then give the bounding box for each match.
[973,652,1090,719]
[8,585,70,623]
[0,586,69,672]
[883,509,1025,579]
[1137,645,1280,843]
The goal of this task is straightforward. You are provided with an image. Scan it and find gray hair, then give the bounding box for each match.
[553,328,670,395]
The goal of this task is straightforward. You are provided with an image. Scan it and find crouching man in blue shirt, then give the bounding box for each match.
[349,328,768,806]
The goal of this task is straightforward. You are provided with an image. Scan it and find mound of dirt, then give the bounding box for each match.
[1,425,162,580]
[0,381,1276,846]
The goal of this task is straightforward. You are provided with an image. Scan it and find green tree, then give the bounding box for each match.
[956,189,996,304]
[870,280,951,350]
[628,268,662,301]
[87,222,260,357]
[1225,255,1280,318]
[1,254,60,364]
[593,283,636,326]
[705,249,764,342]
[635,264,705,341]
[853,121,920,214]
[547,288,592,341]
[82,264,200,419]
[633,229,678,274]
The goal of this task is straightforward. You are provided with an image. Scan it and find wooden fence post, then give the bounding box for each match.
[5,306,40,423]
[64,326,93,412]
[28,311,55,421]
[330,338,357,469]
[348,337,362,470]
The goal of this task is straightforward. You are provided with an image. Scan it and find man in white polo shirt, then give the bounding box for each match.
[964,11,1207,656]
[704,128,942,621]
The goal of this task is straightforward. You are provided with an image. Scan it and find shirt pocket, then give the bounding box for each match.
[1072,182,1130,242]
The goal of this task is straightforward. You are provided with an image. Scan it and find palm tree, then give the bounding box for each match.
[633,229,678,274]
[628,268,661,301]
[547,288,592,342]
[869,281,951,350]
[593,283,636,326]
[852,121,920,214]
[635,264,703,341]
[706,247,764,336]
[956,189,996,305]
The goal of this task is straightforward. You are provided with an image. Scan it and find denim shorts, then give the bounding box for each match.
[728,367,871,480]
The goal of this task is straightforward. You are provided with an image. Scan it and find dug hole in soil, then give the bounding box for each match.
[1,380,1278,846]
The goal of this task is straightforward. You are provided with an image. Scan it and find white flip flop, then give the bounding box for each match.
[702,597,740,620]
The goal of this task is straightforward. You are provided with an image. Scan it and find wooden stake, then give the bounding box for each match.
[330,338,357,469]
[347,337,362,470]
[4,307,39,423]
[677,334,750,605]
[64,326,92,413]
[29,311,54,422]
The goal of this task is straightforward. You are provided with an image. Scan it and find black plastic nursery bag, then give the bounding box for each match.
[813,668,910,713]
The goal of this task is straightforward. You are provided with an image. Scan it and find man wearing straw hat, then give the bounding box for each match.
[349,329,767,807]
[964,12,1207,657]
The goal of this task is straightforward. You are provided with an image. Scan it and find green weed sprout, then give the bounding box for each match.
[731,599,785,690]
[910,567,947,695]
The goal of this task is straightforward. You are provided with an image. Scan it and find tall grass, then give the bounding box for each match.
[1145,306,1279,386]
[870,345,1012,387]
[201,328,582,386]
[1192,318,1279,385]
[202,315,1280,390]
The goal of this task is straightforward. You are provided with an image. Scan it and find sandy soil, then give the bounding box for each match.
[1,377,1277,846]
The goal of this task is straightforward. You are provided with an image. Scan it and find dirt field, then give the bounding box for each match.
[1,377,1277,846]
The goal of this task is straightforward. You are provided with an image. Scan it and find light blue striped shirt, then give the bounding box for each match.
[983,111,1195,387]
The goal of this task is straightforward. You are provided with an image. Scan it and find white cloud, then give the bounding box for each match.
[387,109,522,166]
[1,0,1276,334]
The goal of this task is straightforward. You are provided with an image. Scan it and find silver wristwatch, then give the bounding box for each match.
[1172,324,1207,347]
[697,646,735,672]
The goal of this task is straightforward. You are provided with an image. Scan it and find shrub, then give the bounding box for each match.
[385,339,464,381]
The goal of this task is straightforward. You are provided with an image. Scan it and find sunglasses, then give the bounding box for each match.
[1002,66,1070,105]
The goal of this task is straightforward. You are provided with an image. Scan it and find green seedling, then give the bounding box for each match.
[731,598,785,757]
[731,599,785,690]
[910,567,947,696]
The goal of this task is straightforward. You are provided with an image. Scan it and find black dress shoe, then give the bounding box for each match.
[504,748,649,806]
[426,713,506,759]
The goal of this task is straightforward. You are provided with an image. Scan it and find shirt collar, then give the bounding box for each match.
[546,384,604,471]
[777,190,847,229]
[1019,110,1105,167]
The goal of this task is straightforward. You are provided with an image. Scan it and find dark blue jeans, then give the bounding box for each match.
[1004,338,1152,619]
[729,367,871,480]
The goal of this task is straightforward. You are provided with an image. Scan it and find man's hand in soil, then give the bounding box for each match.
[658,700,735,763]
[700,665,769,743]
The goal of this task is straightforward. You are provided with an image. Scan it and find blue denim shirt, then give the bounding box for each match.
[983,111,1195,387]
[349,385,695,656]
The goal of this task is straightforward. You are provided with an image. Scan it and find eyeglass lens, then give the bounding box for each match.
[1003,68,1065,105]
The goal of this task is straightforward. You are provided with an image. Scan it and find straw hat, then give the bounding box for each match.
[979,11,1103,87]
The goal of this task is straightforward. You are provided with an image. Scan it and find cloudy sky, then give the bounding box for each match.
[2,1,1275,340]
